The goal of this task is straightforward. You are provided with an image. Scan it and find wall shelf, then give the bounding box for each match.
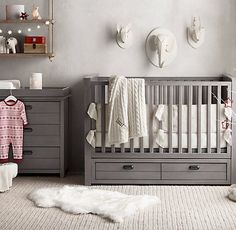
[0,19,54,24]
[0,0,55,61]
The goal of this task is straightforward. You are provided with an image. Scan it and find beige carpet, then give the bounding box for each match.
[0,176,236,230]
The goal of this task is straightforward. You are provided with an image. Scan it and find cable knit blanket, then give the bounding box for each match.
[108,76,147,145]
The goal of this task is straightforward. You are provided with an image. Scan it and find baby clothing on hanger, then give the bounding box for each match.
[0,100,28,163]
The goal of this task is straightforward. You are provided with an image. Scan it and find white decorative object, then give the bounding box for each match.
[32,6,42,20]
[228,185,236,202]
[30,73,43,90]
[145,27,177,68]
[0,163,18,193]
[6,37,17,54]
[187,17,205,49]
[28,185,160,223]
[116,23,133,49]
[0,36,6,54]
[6,5,24,20]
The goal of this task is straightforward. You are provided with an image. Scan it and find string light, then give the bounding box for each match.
[45,21,50,25]
[0,25,42,34]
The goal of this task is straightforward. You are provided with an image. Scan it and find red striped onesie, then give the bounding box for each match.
[0,100,28,163]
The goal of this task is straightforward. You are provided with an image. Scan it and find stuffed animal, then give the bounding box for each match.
[0,36,7,53]
[6,37,18,54]
[32,6,42,20]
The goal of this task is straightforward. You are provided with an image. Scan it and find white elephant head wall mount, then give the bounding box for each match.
[187,17,205,49]
[145,28,177,68]
[116,23,133,49]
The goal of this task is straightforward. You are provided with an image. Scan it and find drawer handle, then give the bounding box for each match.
[26,105,33,110]
[123,165,134,170]
[24,128,33,132]
[23,150,33,155]
[189,165,200,170]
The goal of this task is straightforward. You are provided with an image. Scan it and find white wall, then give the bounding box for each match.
[0,0,235,172]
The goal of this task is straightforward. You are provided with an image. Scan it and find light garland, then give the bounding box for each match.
[0,21,50,35]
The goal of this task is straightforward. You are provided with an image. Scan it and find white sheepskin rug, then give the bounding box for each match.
[228,184,236,202]
[28,185,160,222]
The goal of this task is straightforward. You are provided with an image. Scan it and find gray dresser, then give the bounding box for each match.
[1,88,70,177]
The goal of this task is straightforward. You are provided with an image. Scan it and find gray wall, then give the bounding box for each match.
[0,0,236,173]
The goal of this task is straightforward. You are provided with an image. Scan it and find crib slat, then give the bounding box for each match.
[207,86,211,154]
[101,85,106,152]
[120,143,125,153]
[149,85,154,153]
[197,86,202,154]
[227,85,231,155]
[188,86,192,154]
[178,86,183,154]
[139,137,144,153]
[168,86,173,154]
[130,139,134,153]
[217,86,221,154]
[159,85,163,154]
[91,84,96,131]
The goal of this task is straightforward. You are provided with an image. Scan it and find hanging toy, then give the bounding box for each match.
[224,97,233,108]
[20,12,29,20]
[32,5,42,20]
[222,119,230,130]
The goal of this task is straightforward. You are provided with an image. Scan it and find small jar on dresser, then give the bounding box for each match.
[1,87,70,177]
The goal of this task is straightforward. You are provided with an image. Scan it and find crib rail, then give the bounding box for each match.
[84,76,232,156]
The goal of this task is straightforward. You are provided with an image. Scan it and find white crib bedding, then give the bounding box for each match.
[92,104,228,148]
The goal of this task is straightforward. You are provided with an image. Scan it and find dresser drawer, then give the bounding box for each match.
[24,125,60,136]
[27,114,60,124]
[18,159,59,170]
[23,147,60,159]
[95,162,161,180]
[24,136,60,147]
[25,102,60,114]
[162,163,227,180]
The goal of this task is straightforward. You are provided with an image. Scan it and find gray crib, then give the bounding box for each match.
[84,75,234,185]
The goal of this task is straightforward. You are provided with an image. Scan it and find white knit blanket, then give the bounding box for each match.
[108,76,147,145]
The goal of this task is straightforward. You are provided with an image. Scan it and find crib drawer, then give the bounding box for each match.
[95,162,161,180]
[162,163,227,180]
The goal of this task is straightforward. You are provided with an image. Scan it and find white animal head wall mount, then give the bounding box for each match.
[145,28,177,68]
[116,23,133,49]
[187,17,205,49]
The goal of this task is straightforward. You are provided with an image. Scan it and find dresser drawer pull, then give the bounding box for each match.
[23,150,33,155]
[26,105,33,110]
[189,165,200,170]
[24,128,33,132]
[123,165,134,170]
